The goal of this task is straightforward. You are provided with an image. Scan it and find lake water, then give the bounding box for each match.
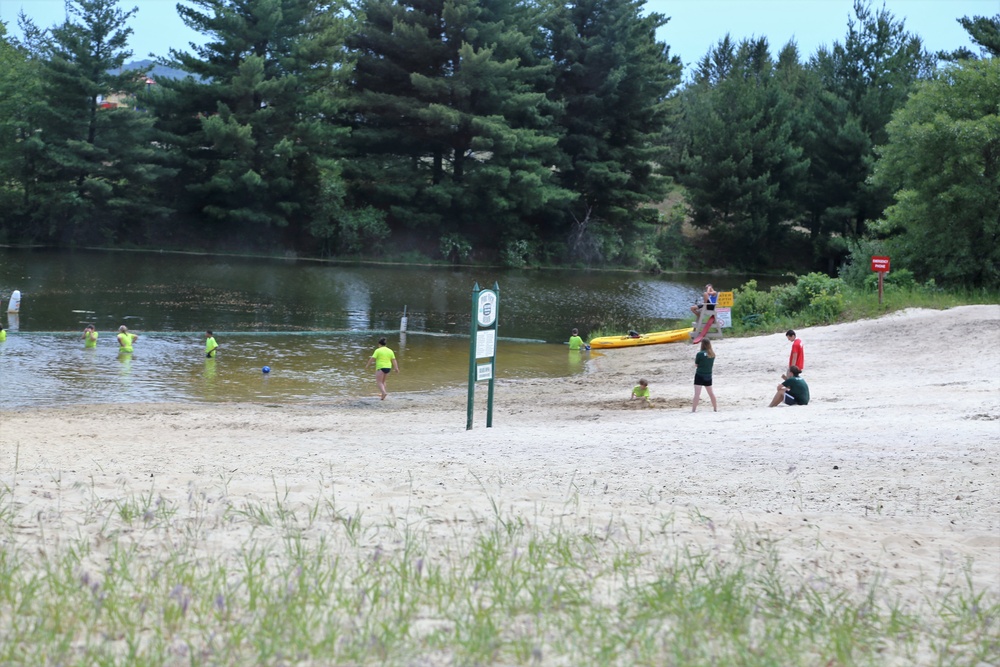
[0,249,777,408]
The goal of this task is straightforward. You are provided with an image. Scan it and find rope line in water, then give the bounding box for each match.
[5,330,547,343]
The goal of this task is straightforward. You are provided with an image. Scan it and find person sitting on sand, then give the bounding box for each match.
[631,379,650,403]
[770,365,809,407]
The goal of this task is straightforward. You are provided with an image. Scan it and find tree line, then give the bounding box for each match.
[0,0,996,287]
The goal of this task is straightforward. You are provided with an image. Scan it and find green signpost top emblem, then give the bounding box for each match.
[477,290,497,327]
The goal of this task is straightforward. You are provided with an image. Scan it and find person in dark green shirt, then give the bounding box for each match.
[770,365,809,406]
[692,339,718,412]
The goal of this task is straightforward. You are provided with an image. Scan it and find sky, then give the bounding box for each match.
[1,0,996,72]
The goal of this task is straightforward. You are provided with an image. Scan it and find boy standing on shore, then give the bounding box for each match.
[786,330,804,370]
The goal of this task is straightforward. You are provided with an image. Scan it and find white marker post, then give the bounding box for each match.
[6,289,21,313]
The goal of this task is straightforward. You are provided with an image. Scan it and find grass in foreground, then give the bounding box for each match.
[0,482,996,666]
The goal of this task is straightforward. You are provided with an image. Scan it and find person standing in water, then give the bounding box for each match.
[568,328,585,350]
[205,330,219,358]
[82,325,98,348]
[117,325,138,353]
[365,337,400,400]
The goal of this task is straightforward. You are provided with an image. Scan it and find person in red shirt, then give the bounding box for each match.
[786,330,804,370]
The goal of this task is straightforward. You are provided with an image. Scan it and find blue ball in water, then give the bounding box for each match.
[262,366,271,374]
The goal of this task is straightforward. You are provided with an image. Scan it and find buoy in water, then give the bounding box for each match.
[262,366,271,373]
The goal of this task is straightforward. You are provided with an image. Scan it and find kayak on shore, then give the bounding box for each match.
[588,327,694,349]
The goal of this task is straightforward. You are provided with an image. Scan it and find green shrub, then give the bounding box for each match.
[806,291,845,323]
[838,237,889,287]
[781,272,845,313]
[440,234,472,264]
[730,273,849,332]
[501,239,532,268]
[732,280,779,327]
[863,268,917,292]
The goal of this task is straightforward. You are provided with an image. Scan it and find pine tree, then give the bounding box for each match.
[152,0,348,247]
[678,36,807,268]
[343,0,570,256]
[0,23,40,231]
[19,0,172,244]
[546,0,681,261]
[806,1,933,238]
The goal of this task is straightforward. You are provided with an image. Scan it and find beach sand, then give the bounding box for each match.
[2,305,998,632]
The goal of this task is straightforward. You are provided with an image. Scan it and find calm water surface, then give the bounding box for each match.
[0,249,778,408]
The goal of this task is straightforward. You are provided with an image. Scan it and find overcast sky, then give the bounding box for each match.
[2,0,995,73]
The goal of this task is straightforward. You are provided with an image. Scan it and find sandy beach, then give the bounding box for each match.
[2,305,998,637]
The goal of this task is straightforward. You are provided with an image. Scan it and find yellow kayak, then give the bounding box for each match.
[588,327,694,349]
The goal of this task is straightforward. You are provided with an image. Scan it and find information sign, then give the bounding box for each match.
[715,307,732,328]
[476,329,496,359]
[717,291,734,307]
[468,282,500,430]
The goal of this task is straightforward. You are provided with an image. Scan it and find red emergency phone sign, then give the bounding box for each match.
[871,256,890,272]
[871,256,890,305]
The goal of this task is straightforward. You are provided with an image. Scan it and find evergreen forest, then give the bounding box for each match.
[0,0,997,287]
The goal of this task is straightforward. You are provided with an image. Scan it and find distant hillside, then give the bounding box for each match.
[119,59,193,81]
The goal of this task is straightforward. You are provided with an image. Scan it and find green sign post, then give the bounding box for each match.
[467,282,499,430]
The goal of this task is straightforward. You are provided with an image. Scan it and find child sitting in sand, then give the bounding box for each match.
[631,379,651,403]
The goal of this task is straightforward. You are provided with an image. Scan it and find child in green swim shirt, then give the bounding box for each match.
[205,330,219,358]
[82,325,98,348]
[631,379,650,403]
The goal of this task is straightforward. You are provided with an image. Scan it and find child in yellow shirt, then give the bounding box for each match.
[631,379,650,403]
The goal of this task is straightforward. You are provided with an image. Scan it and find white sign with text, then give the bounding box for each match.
[476,329,496,359]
